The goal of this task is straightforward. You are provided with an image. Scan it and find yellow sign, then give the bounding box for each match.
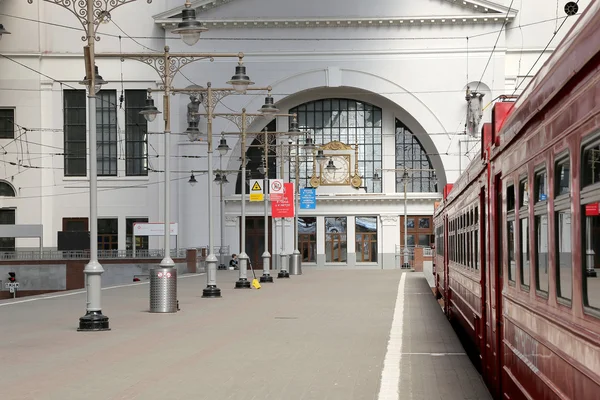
[250,179,264,202]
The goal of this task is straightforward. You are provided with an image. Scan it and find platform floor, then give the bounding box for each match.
[0,270,491,400]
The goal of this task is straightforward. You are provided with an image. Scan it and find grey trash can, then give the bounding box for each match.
[289,253,302,275]
[149,267,178,313]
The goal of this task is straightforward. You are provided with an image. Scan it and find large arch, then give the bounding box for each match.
[224,68,448,189]
[0,180,16,197]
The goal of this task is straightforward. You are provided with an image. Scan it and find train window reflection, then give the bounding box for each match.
[535,169,548,202]
[520,179,529,207]
[582,144,600,186]
[555,158,570,196]
[535,215,549,294]
[556,211,572,302]
[508,220,516,282]
[520,218,530,289]
[583,212,600,312]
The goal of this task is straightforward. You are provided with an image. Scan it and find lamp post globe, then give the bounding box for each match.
[171,3,208,46]
[79,65,107,93]
[139,94,161,123]
[227,64,254,93]
[259,94,280,116]
[217,137,230,156]
[188,173,198,186]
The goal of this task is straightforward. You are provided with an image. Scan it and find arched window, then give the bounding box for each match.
[395,119,437,192]
[236,120,277,194]
[0,181,15,197]
[290,99,383,192]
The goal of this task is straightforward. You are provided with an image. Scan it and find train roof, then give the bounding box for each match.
[498,0,600,149]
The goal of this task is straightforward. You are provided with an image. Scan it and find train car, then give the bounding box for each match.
[434,1,600,398]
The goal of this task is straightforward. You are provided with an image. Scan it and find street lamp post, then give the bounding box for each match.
[28,0,159,331]
[260,128,274,283]
[216,136,231,270]
[98,50,252,301]
[373,167,437,269]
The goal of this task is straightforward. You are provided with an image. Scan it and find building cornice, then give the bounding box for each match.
[153,0,517,29]
[156,14,512,29]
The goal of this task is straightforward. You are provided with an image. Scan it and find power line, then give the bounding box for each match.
[474,0,515,92]
[511,0,580,95]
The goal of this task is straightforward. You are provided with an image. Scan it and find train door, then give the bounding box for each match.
[485,173,504,398]
[444,215,449,315]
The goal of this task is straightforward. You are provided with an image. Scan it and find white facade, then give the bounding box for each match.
[0,0,590,267]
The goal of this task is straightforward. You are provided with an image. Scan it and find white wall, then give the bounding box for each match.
[0,0,588,250]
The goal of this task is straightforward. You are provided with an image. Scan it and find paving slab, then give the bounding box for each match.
[0,270,490,400]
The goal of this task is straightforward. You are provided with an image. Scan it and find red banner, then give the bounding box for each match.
[271,183,295,218]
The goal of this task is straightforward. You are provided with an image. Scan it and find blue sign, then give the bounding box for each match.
[300,188,316,209]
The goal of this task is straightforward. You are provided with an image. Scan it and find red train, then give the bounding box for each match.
[433,2,600,399]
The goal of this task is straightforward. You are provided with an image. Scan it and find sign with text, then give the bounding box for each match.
[133,223,178,237]
[269,179,284,201]
[300,188,316,209]
[272,182,295,218]
[250,179,264,202]
[586,202,600,216]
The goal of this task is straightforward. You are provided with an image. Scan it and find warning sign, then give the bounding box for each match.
[250,179,264,202]
[269,179,284,201]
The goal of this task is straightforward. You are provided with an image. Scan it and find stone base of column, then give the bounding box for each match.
[77,310,110,332]
[202,285,222,298]
[277,271,290,278]
[259,274,274,283]
[235,278,251,289]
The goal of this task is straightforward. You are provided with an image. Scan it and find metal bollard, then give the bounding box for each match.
[289,253,302,275]
[149,267,178,313]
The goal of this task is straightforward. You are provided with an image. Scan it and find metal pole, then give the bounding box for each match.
[219,153,226,270]
[278,140,289,277]
[78,0,108,331]
[160,48,174,268]
[289,140,302,275]
[204,84,221,297]
[236,109,251,288]
[403,172,410,269]
[260,128,273,282]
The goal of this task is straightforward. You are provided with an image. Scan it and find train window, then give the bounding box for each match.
[520,218,530,290]
[508,220,516,282]
[535,215,549,294]
[582,143,600,186]
[475,227,479,270]
[556,211,573,303]
[535,168,548,202]
[519,178,529,208]
[507,184,515,211]
[582,211,600,313]
[555,157,570,196]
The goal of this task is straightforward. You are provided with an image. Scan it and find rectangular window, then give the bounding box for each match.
[520,218,530,289]
[355,216,377,262]
[0,108,15,139]
[63,90,87,176]
[325,217,347,262]
[97,90,118,176]
[474,228,479,270]
[556,211,572,301]
[126,218,149,251]
[508,220,516,282]
[299,217,316,262]
[0,209,16,251]
[583,213,600,312]
[556,158,570,196]
[125,90,148,176]
[98,218,118,251]
[418,234,429,247]
[535,215,549,293]
[535,169,548,202]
